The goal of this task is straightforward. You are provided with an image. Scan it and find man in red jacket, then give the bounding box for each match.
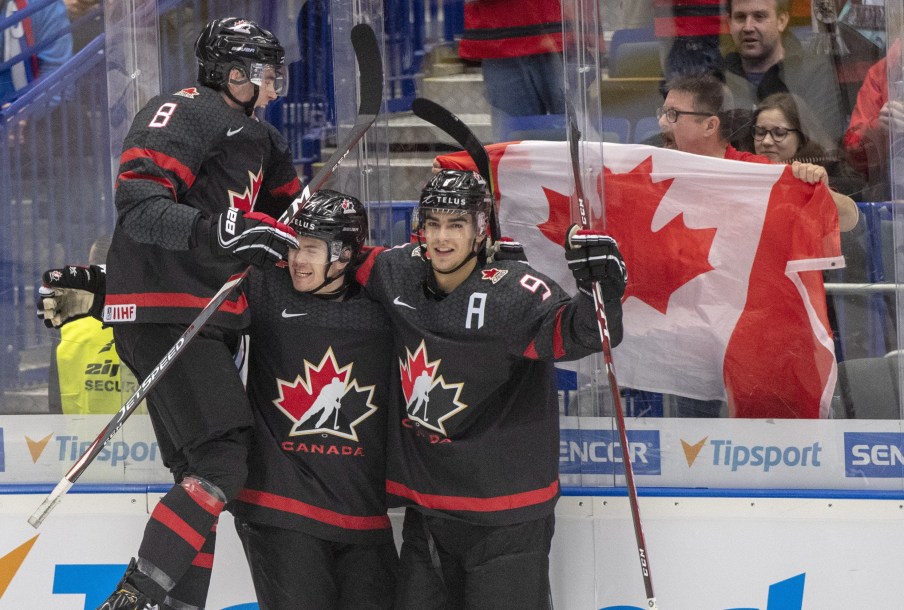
[458,0,564,141]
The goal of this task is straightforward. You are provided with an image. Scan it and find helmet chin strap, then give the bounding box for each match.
[307,266,348,299]
[422,236,486,300]
[225,74,258,116]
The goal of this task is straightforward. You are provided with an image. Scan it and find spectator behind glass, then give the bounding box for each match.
[457,0,564,142]
[654,0,724,82]
[722,0,845,144]
[753,92,866,201]
[843,39,904,202]
[658,74,857,417]
[1,0,72,106]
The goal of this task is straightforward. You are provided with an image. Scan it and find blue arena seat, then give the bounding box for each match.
[602,117,631,144]
[633,116,661,143]
[498,114,567,141]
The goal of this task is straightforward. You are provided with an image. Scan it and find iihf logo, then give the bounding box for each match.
[272,348,377,441]
[400,341,467,436]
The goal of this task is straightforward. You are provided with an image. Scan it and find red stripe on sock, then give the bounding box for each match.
[191,552,214,569]
[151,503,206,551]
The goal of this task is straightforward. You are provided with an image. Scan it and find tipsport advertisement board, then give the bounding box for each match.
[0,415,170,485]
[559,416,904,490]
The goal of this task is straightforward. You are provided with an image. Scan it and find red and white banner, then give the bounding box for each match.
[438,141,843,418]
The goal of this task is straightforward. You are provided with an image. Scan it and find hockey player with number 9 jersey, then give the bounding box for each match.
[356,169,627,609]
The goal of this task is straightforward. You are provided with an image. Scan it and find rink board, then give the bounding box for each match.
[2,416,904,608]
[1,492,903,609]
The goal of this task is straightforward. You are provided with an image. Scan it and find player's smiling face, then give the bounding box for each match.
[288,236,335,292]
[423,210,478,274]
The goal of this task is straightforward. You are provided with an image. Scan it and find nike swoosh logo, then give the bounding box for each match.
[393,296,416,310]
[227,126,244,136]
[281,309,307,318]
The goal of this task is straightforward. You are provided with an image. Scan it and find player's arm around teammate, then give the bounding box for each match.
[356,169,626,610]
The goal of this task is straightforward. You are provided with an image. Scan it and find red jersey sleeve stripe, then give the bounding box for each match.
[236,489,391,530]
[552,305,566,359]
[120,147,196,189]
[105,292,249,314]
[270,177,302,198]
[386,479,559,512]
[355,247,385,286]
[117,171,177,200]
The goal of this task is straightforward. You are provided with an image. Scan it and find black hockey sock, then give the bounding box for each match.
[135,476,225,600]
[163,518,218,609]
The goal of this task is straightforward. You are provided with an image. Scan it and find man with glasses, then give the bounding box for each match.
[658,73,770,162]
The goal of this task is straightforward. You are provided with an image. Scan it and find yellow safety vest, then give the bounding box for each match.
[55,317,143,414]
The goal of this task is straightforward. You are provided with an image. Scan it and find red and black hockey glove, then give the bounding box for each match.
[194,208,298,268]
[37,265,107,328]
[565,224,627,300]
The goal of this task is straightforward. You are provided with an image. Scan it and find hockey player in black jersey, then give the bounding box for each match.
[232,190,398,609]
[39,191,398,609]
[96,17,300,610]
[356,169,627,610]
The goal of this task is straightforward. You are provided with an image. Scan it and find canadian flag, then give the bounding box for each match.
[437,141,843,419]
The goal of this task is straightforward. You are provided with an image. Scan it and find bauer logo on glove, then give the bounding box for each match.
[564,224,628,300]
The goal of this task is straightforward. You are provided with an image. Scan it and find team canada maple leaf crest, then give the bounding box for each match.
[272,348,378,441]
[399,341,467,436]
[228,166,264,212]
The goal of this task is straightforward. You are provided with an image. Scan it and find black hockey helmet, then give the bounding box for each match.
[291,189,368,263]
[195,17,286,95]
[416,169,490,237]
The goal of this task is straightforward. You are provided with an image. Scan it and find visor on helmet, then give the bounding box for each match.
[249,62,287,96]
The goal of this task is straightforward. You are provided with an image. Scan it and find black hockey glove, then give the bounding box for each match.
[489,237,528,263]
[37,265,106,328]
[565,224,627,300]
[195,208,298,268]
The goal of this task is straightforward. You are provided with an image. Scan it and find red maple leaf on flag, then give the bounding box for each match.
[540,156,716,314]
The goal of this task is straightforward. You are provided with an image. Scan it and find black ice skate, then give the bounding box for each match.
[97,558,159,610]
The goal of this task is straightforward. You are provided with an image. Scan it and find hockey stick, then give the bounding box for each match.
[410,97,501,242]
[28,23,383,529]
[566,114,658,609]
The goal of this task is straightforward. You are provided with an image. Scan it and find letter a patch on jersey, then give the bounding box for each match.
[399,341,467,436]
[272,348,378,441]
